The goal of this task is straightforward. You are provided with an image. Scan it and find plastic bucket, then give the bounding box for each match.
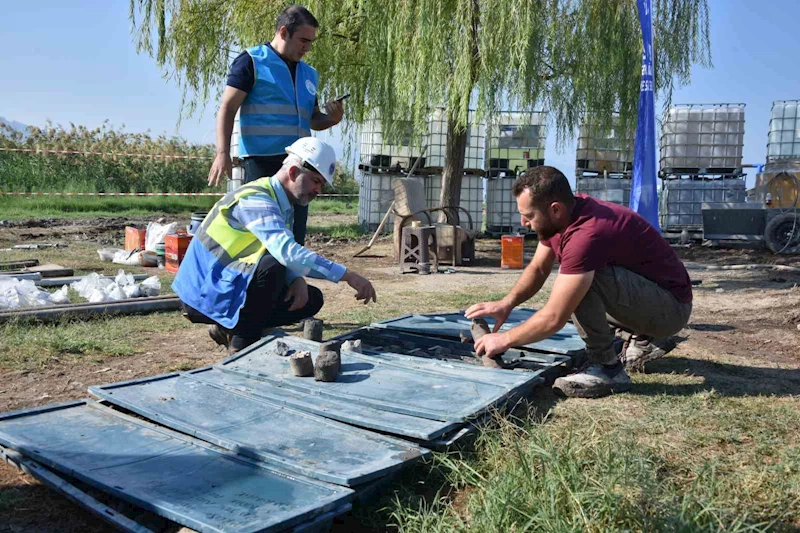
[188,212,207,236]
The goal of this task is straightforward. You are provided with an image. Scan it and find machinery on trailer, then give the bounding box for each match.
[701,100,800,253]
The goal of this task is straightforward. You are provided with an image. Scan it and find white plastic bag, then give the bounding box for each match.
[140,276,161,297]
[122,284,141,298]
[145,221,177,252]
[50,285,71,305]
[104,283,125,301]
[112,250,142,266]
[88,288,108,303]
[71,272,113,299]
[115,269,136,287]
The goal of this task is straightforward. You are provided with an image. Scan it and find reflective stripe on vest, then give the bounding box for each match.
[239,44,318,156]
[194,177,280,274]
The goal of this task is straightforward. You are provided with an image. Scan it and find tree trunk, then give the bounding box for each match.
[438,114,467,214]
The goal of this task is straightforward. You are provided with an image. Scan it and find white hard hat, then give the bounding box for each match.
[285,137,337,187]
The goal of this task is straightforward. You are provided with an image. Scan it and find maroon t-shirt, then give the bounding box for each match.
[540,194,692,303]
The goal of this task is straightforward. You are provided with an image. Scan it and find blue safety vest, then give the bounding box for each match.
[172,177,286,328]
[239,44,318,157]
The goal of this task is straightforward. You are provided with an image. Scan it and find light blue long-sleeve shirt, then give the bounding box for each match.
[229,175,347,284]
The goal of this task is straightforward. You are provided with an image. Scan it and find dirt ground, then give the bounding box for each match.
[2,216,800,532]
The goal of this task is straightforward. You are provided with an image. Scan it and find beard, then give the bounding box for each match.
[534,218,559,240]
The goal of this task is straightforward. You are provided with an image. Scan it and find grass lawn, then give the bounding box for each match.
[0,196,356,219]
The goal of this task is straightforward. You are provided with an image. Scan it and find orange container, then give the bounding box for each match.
[501,235,524,269]
[124,227,146,251]
[165,233,192,273]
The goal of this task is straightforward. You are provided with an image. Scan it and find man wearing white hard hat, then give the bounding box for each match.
[174,137,376,353]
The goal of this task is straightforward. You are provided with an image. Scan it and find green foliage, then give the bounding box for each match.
[0,120,215,193]
[129,0,711,143]
[324,163,358,195]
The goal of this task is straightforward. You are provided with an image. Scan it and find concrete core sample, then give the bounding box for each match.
[289,350,314,377]
[470,318,505,369]
[481,355,504,369]
[314,350,340,382]
[342,339,362,353]
[319,341,342,372]
[303,318,324,341]
[470,318,491,342]
[273,340,291,357]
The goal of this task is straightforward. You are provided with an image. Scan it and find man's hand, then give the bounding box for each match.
[285,277,309,312]
[341,270,377,304]
[475,332,511,358]
[208,151,232,187]
[465,299,513,332]
[323,100,344,126]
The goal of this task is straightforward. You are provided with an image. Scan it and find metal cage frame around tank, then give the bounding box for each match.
[357,109,486,174]
[659,103,745,177]
[484,111,547,178]
[659,176,748,231]
[767,100,800,163]
[575,115,635,176]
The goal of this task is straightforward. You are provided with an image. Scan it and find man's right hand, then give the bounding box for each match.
[465,299,514,333]
[208,152,232,187]
[342,270,377,305]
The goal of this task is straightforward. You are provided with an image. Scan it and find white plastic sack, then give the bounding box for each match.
[115,269,136,287]
[104,283,125,301]
[145,221,177,252]
[71,272,114,299]
[50,285,71,305]
[139,276,161,297]
[112,250,142,266]
[0,277,54,309]
[122,284,141,298]
[87,288,108,303]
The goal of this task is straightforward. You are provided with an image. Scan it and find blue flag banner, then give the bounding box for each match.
[630,0,660,230]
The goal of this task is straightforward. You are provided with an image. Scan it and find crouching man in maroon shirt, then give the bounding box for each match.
[466,166,692,398]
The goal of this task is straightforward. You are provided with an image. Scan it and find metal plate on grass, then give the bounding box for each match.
[220,336,523,423]
[371,308,585,355]
[89,372,428,487]
[186,366,460,442]
[0,400,352,533]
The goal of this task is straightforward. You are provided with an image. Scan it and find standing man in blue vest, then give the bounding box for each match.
[207,5,343,247]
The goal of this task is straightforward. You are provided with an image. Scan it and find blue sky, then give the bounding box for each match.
[1,0,798,187]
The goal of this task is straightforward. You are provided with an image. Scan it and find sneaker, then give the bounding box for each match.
[208,325,232,349]
[622,336,677,372]
[552,363,631,398]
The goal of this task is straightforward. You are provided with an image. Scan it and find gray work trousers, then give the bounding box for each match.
[571,266,692,364]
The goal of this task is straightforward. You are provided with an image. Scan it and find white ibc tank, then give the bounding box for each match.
[425,174,484,230]
[767,100,800,162]
[485,178,524,233]
[660,104,745,171]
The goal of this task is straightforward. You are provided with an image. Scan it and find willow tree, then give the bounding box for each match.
[130,0,710,209]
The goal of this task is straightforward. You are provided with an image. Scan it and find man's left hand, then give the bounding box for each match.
[324,100,344,125]
[474,332,510,359]
[285,278,309,312]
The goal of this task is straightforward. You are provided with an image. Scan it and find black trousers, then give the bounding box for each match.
[182,254,323,351]
[243,156,308,246]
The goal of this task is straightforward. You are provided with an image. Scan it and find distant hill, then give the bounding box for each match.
[0,116,29,135]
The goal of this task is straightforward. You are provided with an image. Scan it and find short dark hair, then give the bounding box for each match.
[275,5,319,36]
[512,166,575,208]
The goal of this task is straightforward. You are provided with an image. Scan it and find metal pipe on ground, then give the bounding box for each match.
[35,274,150,287]
[0,272,42,281]
[0,296,181,324]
